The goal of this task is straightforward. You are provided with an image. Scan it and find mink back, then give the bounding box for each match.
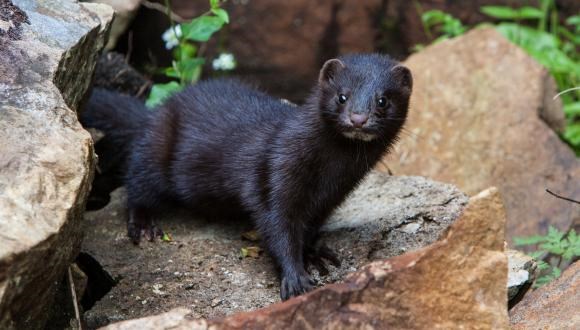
[124,79,300,218]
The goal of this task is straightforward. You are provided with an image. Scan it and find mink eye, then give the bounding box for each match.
[377,97,389,108]
[338,94,348,104]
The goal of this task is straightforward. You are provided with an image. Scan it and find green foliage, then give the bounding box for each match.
[182,16,225,42]
[419,10,466,44]
[417,1,580,155]
[480,6,543,20]
[147,82,183,108]
[514,227,580,287]
[146,0,232,108]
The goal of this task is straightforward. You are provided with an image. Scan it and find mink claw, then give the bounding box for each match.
[280,272,314,301]
[305,244,341,275]
[143,224,164,242]
[127,221,164,245]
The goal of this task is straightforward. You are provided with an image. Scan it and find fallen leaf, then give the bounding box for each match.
[241,230,260,242]
[240,246,262,258]
[162,233,172,242]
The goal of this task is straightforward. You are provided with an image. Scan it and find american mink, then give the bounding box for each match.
[81,53,412,300]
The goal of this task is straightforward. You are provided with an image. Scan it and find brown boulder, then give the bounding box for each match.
[510,261,580,329]
[101,187,508,330]
[379,28,580,245]
[0,0,112,328]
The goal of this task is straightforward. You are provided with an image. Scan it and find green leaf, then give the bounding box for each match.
[534,266,562,288]
[563,123,580,149]
[182,16,225,42]
[536,260,550,270]
[547,226,565,242]
[527,250,546,260]
[481,6,520,19]
[566,15,580,31]
[564,229,580,260]
[558,26,580,46]
[551,267,562,278]
[210,0,219,9]
[517,7,545,19]
[494,24,580,76]
[146,82,183,108]
[176,57,205,83]
[481,6,543,20]
[514,235,547,246]
[564,102,580,117]
[212,8,229,24]
[421,10,465,38]
[540,242,565,255]
[422,10,447,25]
[164,67,180,79]
[175,42,197,61]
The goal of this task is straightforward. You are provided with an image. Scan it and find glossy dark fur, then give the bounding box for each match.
[82,54,412,300]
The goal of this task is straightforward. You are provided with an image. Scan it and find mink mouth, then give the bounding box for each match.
[341,128,377,142]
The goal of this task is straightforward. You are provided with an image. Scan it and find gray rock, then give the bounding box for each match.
[323,173,468,264]
[82,172,468,328]
[506,249,537,304]
[0,1,113,329]
[85,0,142,49]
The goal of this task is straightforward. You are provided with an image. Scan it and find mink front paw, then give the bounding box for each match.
[127,220,164,245]
[280,271,315,301]
[305,243,341,276]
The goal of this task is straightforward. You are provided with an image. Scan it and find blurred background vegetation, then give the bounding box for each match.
[113,0,579,154]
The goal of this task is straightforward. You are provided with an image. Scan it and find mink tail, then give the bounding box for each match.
[80,88,152,209]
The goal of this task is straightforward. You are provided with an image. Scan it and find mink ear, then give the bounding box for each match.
[319,59,346,85]
[391,65,413,94]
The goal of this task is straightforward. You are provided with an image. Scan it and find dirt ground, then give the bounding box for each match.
[81,173,467,328]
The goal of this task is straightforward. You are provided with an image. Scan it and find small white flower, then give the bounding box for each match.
[162,25,182,50]
[212,53,236,71]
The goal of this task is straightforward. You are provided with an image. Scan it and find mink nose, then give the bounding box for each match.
[349,113,368,128]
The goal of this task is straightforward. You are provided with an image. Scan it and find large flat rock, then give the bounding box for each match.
[379,28,580,245]
[82,172,468,328]
[101,187,509,329]
[510,261,580,329]
[0,0,112,329]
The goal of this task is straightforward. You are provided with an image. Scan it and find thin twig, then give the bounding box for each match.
[125,30,133,63]
[136,81,153,98]
[553,86,580,100]
[142,0,186,23]
[68,267,82,330]
[546,189,580,205]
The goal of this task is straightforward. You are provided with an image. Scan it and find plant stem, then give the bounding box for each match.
[413,0,432,40]
[539,0,551,32]
[551,4,558,36]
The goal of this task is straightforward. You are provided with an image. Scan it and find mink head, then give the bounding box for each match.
[317,53,412,142]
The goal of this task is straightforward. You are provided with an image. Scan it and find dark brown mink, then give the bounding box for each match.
[81,53,413,300]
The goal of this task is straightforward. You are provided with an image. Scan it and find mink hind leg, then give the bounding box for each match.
[127,206,164,244]
[125,161,166,244]
[256,210,314,301]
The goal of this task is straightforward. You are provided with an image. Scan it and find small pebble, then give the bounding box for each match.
[211,298,222,307]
